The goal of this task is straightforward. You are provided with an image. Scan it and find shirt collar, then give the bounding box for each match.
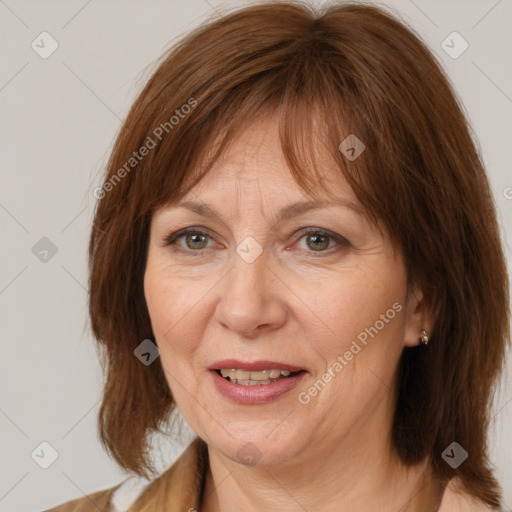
[128,436,208,511]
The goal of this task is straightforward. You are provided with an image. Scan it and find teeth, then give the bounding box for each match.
[219,368,295,385]
[236,379,272,386]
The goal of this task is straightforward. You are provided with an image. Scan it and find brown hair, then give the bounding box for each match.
[88,1,510,506]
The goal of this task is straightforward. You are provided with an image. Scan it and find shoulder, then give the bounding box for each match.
[41,437,205,512]
[42,483,121,512]
[438,477,497,512]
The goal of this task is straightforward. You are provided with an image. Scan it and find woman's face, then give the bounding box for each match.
[144,114,426,467]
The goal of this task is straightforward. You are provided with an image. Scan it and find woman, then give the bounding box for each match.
[45,1,510,511]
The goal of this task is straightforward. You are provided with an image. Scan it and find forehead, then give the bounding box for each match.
[152,111,384,242]
[178,112,357,209]
[153,116,370,236]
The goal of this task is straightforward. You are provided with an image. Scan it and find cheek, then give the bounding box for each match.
[143,263,214,362]
[302,265,407,360]
[301,271,407,421]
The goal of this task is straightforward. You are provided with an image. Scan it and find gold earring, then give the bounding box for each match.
[419,329,430,345]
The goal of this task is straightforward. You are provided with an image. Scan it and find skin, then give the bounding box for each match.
[144,113,436,512]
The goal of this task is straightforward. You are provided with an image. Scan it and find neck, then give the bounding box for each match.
[201,427,443,512]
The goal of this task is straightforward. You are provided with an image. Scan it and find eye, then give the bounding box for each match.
[294,227,350,255]
[163,226,350,256]
[164,227,216,254]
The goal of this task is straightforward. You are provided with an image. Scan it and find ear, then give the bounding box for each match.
[403,283,438,348]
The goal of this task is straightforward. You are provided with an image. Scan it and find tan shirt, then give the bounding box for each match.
[44,437,207,512]
[43,436,496,512]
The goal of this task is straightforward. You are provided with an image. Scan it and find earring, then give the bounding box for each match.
[419,329,430,345]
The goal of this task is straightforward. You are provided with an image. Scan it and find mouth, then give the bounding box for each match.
[208,359,307,402]
[209,361,308,404]
[215,368,305,386]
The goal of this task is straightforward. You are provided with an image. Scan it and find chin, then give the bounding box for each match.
[204,420,307,467]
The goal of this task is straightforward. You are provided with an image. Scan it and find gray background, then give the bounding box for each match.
[1,0,511,510]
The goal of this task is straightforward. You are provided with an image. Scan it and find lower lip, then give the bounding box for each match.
[210,370,307,405]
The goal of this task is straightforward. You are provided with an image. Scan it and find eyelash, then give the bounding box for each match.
[163,227,350,257]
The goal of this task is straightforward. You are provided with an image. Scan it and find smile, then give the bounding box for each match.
[218,368,294,385]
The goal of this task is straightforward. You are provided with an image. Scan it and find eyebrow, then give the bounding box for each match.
[172,198,363,226]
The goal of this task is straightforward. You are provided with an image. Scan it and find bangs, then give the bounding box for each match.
[142,49,381,233]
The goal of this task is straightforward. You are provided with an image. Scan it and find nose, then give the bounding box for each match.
[214,248,287,339]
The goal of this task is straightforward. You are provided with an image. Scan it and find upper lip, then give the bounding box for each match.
[209,359,305,372]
